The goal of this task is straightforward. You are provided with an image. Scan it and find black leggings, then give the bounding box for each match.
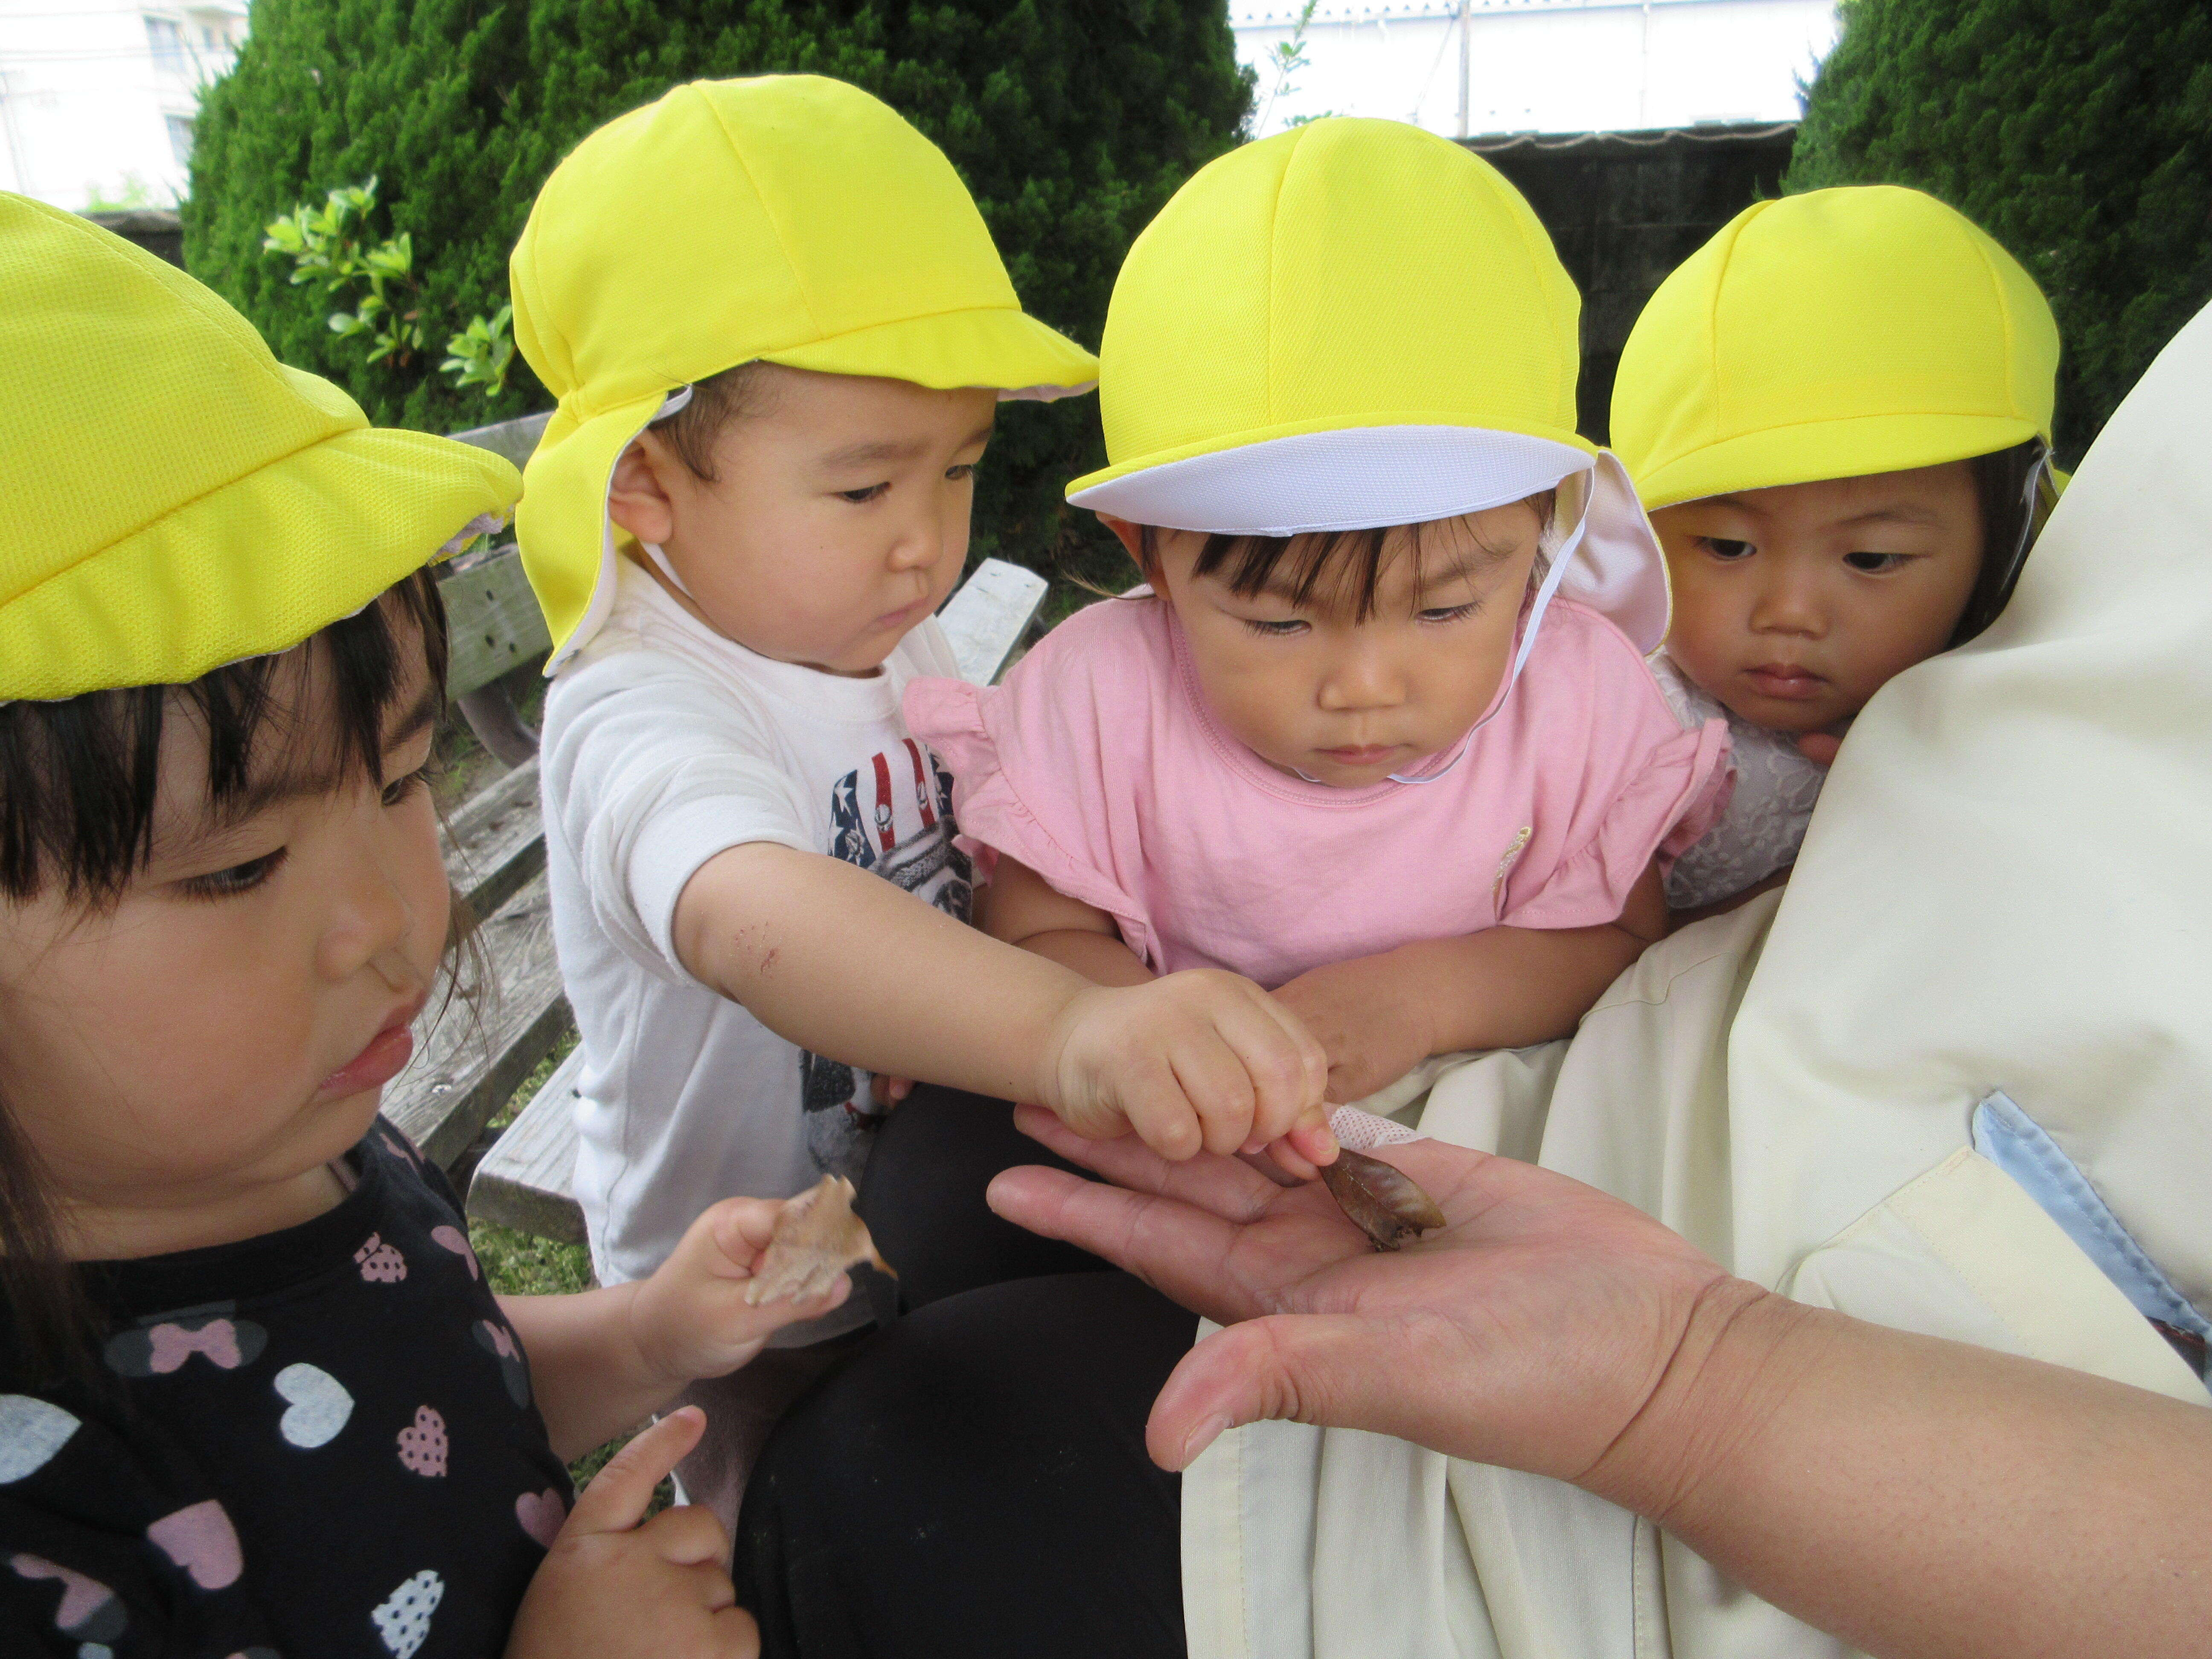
[736,1089,1193,1657]
[855,1083,1113,1310]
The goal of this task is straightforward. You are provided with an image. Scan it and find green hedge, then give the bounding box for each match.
[184,0,1253,570]
[1787,0,2212,461]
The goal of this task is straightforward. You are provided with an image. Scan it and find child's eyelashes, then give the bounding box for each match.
[1417,602,1482,625]
[1698,537,1757,561]
[835,482,890,504]
[381,767,431,809]
[1843,550,1914,573]
[945,463,978,482]
[1240,617,1310,638]
[178,847,288,901]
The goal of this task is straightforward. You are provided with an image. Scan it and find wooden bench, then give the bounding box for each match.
[417,410,1052,1244]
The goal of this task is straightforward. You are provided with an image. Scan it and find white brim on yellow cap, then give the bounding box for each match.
[1068,426,1670,656]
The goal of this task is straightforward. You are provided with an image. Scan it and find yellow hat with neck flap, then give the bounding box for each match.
[509,75,1100,670]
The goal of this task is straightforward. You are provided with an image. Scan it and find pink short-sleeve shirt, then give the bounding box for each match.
[905,595,1731,986]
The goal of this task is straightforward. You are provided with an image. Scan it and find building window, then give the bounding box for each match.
[144,15,187,74]
[166,114,195,167]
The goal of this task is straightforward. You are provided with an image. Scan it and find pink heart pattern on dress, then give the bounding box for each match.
[10,1553,125,1640]
[513,1487,566,1549]
[429,1226,479,1279]
[354,1233,407,1284]
[146,1499,243,1589]
[395,1406,447,1478]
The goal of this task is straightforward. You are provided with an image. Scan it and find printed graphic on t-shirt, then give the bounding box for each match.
[802,739,972,1178]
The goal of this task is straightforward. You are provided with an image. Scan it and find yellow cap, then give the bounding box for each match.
[1066,116,1668,653]
[0,194,520,703]
[1613,185,2060,512]
[510,75,1100,667]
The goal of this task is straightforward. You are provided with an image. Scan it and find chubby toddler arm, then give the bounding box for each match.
[672,841,1332,1162]
[981,854,1154,987]
[1274,859,1669,1102]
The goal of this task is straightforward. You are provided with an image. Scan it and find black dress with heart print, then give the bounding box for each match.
[0,1120,573,1658]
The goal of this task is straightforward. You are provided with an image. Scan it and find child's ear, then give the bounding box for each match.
[607,432,679,546]
[1095,512,1156,580]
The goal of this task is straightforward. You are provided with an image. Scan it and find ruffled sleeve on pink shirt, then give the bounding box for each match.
[903,601,1170,965]
[1497,712,1732,929]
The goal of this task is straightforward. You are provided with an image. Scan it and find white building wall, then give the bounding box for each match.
[1237,0,1837,139]
[0,0,244,212]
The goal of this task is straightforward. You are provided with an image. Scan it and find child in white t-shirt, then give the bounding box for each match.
[511,78,1333,1524]
[1612,187,2061,916]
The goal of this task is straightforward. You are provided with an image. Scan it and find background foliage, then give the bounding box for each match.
[183,0,1254,571]
[1787,0,2212,461]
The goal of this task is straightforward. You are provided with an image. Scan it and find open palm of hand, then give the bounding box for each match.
[990,1106,1737,1479]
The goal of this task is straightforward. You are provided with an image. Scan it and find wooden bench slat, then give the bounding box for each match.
[467,1046,590,1244]
[441,542,553,701]
[440,757,545,920]
[940,557,1048,686]
[388,870,568,1170]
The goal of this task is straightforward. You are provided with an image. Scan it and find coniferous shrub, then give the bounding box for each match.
[1787,0,2212,460]
[184,1,1253,567]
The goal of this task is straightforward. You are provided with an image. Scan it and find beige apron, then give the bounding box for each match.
[1184,299,2212,1659]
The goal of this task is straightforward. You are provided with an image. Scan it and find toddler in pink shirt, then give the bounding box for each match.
[906,119,1731,1108]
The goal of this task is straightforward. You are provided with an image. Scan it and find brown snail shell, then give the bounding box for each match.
[1320,1148,1447,1251]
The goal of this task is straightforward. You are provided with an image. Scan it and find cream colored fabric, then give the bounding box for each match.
[1183,297,2212,1658]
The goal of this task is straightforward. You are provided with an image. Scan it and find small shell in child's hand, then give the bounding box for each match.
[744,1175,897,1304]
[1320,1150,1447,1252]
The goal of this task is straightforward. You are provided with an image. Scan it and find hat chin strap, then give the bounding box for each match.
[1290,472,1590,788]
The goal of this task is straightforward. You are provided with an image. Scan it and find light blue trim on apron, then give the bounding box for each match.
[1972,1091,2211,1340]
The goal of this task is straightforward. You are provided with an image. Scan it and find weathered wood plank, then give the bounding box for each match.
[440,542,551,701]
[467,1046,589,1245]
[439,757,545,920]
[387,871,569,1170]
[940,556,1048,686]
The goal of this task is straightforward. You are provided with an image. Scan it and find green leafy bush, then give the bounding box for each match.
[1787,0,2212,460]
[183,0,1254,570]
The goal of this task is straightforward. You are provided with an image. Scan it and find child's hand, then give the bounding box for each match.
[505,1409,758,1659]
[1796,731,1843,766]
[627,1197,851,1391]
[1270,955,1438,1105]
[1040,970,1333,1163]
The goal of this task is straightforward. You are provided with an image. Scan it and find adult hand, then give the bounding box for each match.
[506,1409,760,1659]
[1269,953,1438,1104]
[987,1106,1752,1482]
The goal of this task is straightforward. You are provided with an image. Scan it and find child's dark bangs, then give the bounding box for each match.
[660,362,775,482]
[1192,525,1420,623]
[0,570,448,903]
[1953,438,2050,646]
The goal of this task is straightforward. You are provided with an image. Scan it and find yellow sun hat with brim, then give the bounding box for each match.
[1065,116,1670,659]
[510,74,1100,669]
[1613,185,2060,512]
[0,193,520,704]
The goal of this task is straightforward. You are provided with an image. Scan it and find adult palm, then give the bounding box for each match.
[990,1105,1743,1481]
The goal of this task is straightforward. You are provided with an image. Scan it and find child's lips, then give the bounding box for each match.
[1743,664,1828,700]
[1317,744,1400,767]
[322,996,428,1097]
